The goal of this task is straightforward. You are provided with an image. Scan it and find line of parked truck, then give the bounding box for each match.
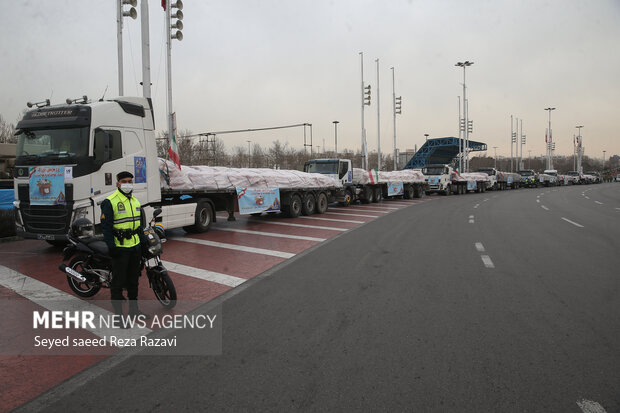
[10,96,604,244]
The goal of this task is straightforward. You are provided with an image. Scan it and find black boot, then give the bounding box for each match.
[128,300,150,319]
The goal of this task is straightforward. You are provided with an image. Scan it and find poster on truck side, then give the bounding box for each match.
[29,166,66,206]
[387,182,404,196]
[236,187,281,214]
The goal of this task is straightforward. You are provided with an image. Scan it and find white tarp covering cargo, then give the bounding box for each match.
[352,168,426,185]
[459,172,490,182]
[159,158,339,191]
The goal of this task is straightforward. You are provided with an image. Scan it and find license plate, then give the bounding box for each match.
[36,234,55,240]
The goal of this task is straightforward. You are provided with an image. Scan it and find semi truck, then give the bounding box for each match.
[303,158,428,205]
[12,96,339,244]
[476,168,522,190]
[421,164,488,195]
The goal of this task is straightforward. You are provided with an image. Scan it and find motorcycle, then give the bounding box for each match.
[59,208,177,309]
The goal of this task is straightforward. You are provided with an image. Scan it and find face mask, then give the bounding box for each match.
[120,183,134,193]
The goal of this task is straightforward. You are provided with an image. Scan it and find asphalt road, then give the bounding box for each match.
[23,184,620,412]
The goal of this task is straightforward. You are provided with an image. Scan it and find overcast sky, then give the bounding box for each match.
[1,0,619,161]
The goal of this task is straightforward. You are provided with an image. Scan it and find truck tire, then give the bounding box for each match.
[444,184,451,196]
[184,201,213,233]
[301,193,316,216]
[316,192,328,214]
[413,185,422,198]
[404,185,414,199]
[373,187,381,203]
[284,194,302,218]
[339,189,353,207]
[361,186,374,203]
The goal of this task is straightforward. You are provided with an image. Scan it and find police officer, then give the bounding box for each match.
[101,171,148,318]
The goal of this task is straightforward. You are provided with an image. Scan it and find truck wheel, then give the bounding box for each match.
[404,185,414,199]
[301,193,316,216]
[184,201,213,233]
[340,189,353,207]
[444,185,451,196]
[373,187,381,203]
[284,194,302,218]
[413,185,422,198]
[316,192,328,214]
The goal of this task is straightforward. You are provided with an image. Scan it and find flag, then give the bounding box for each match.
[162,0,167,11]
[167,112,181,170]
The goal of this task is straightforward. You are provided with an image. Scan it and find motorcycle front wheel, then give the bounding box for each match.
[67,255,101,297]
[150,271,177,309]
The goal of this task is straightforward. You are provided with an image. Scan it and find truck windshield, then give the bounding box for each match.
[518,170,534,176]
[422,166,444,175]
[305,160,338,174]
[477,169,493,176]
[15,127,89,165]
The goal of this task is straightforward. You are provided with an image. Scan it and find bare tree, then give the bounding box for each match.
[0,114,16,144]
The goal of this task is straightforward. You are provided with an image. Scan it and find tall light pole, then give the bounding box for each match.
[493,146,498,169]
[603,150,606,168]
[528,150,532,169]
[360,52,370,169]
[455,61,473,171]
[117,0,137,96]
[333,121,339,156]
[458,96,462,172]
[424,133,429,142]
[165,0,184,158]
[575,125,583,171]
[510,115,514,172]
[519,119,524,170]
[247,140,251,168]
[544,107,555,169]
[575,125,583,173]
[375,58,381,170]
[391,67,401,170]
[140,0,151,99]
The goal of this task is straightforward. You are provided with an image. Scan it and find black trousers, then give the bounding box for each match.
[111,245,142,301]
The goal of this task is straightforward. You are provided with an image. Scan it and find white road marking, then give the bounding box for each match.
[298,216,364,224]
[615,207,620,211]
[323,211,381,218]
[473,204,479,209]
[536,199,540,203]
[594,201,603,205]
[483,198,490,202]
[585,196,590,199]
[354,206,399,211]
[541,205,549,211]
[0,265,149,340]
[161,260,246,287]
[469,219,474,224]
[475,242,485,252]
[562,217,584,228]
[577,399,608,413]
[214,228,326,242]
[248,220,348,232]
[170,236,295,258]
[336,208,388,214]
[537,195,540,199]
[481,255,495,268]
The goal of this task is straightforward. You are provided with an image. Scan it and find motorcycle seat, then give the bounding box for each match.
[88,240,110,256]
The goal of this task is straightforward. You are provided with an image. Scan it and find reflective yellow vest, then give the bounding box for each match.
[106,189,141,248]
